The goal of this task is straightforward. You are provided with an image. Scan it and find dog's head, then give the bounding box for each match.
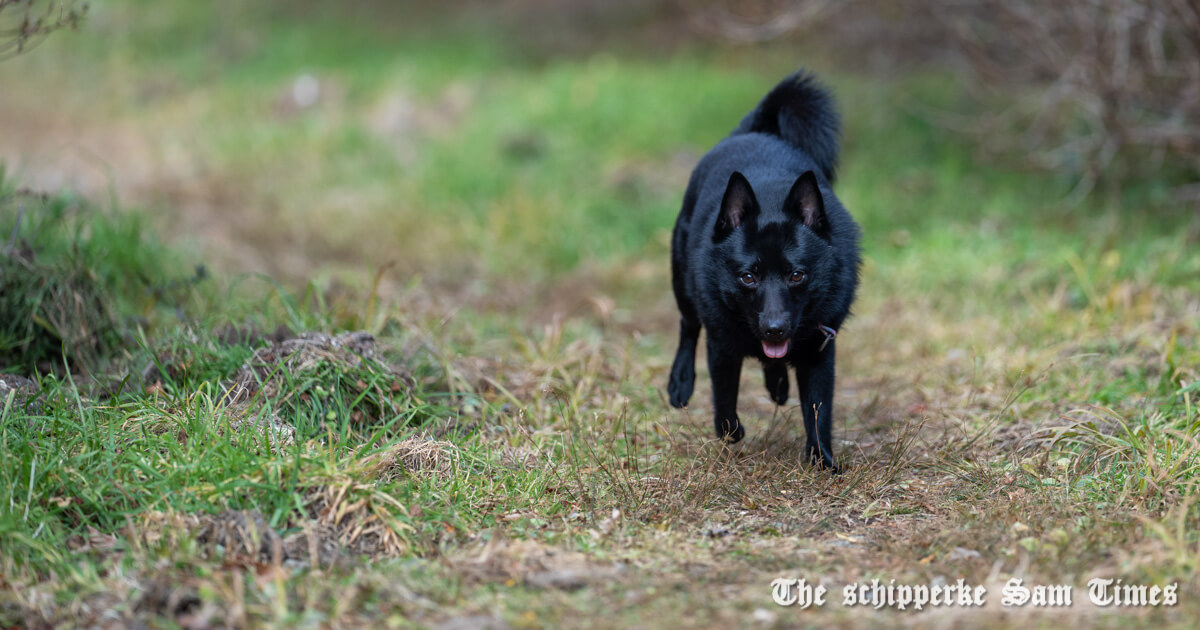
[712,170,834,358]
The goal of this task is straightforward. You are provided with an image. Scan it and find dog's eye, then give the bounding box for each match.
[788,270,807,285]
[739,272,757,287]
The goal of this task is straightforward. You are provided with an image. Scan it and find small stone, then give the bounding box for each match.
[947,547,982,561]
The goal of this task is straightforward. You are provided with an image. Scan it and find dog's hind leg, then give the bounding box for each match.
[668,180,701,409]
[668,317,700,408]
[764,362,789,405]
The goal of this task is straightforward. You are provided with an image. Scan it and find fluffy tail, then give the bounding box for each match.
[733,71,841,183]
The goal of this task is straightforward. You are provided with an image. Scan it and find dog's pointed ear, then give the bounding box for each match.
[715,171,759,241]
[785,171,830,239]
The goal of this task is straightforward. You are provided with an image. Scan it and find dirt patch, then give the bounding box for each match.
[452,536,624,591]
[225,331,395,402]
[196,509,286,564]
[195,509,349,571]
[220,330,421,434]
[0,373,40,413]
[130,510,348,572]
[134,577,207,626]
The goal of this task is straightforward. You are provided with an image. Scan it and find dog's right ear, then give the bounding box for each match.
[715,171,759,241]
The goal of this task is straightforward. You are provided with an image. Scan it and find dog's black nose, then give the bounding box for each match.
[762,322,787,340]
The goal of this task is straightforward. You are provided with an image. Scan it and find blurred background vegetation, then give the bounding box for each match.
[0,0,1197,369]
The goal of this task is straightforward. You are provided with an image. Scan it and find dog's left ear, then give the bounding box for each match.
[785,171,830,240]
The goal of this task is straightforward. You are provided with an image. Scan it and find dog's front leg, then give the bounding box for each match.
[763,362,790,405]
[797,345,840,472]
[707,338,745,442]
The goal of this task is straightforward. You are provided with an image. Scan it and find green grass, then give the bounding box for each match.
[1,1,1199,628]
[0,179,198,373]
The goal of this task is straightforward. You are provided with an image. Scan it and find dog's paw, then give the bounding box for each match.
[807,444,841,474]
[668,367,694,408]
[818,460,843,475]
[764,364,789,405]
[715,417,745,443]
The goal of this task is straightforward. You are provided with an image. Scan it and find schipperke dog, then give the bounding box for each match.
[667,71,861,472]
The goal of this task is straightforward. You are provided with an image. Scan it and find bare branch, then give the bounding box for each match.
[691,0,1200,205]
[0,0,88,61]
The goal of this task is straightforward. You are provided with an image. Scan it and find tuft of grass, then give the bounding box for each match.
[0,180,200,375]
[1052,401,1200,507]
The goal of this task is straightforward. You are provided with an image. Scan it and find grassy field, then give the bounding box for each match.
[2,2,1199,628]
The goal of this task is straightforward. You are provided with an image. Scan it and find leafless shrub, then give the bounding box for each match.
[0,0,87,60]
[940,0,1200,204]
[693,0,1200,205]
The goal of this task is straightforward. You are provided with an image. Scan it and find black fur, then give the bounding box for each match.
[668,70,861,472]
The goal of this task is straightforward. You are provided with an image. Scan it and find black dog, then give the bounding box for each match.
[667,71,861,471]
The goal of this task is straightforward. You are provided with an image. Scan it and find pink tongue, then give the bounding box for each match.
[762,339,790,359]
